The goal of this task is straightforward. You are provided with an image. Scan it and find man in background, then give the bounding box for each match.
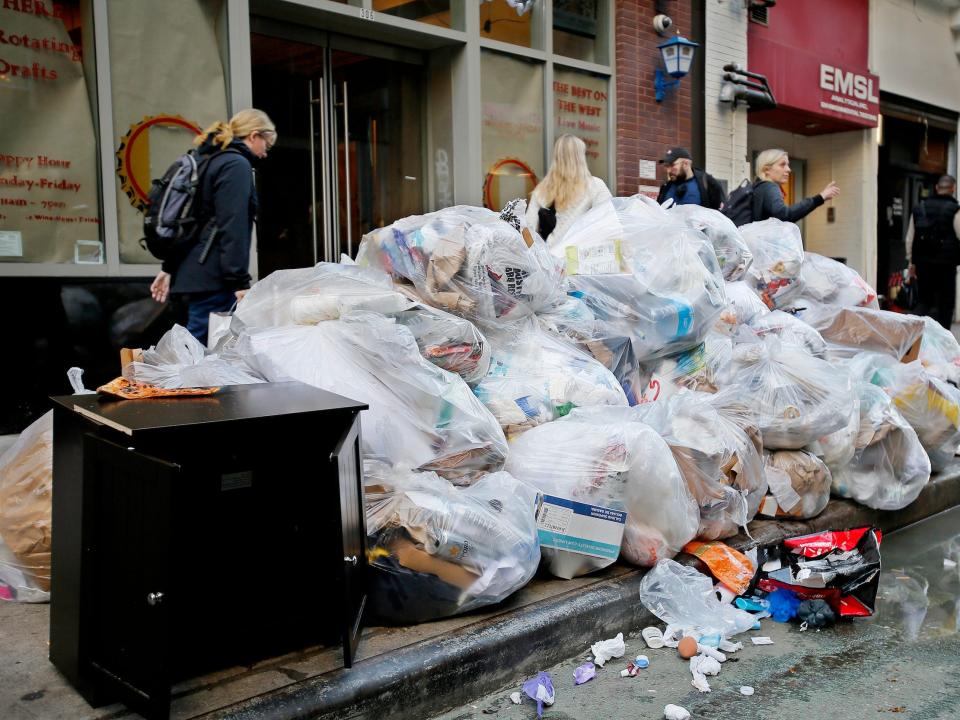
[906,175,960,329]
[656,146,726,210]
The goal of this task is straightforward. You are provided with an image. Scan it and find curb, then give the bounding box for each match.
[208,468,960,720]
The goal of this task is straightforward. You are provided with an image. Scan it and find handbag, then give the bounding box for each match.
[537,203,557,240]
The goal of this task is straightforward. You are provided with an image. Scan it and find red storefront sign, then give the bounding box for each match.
[748,0,878,135]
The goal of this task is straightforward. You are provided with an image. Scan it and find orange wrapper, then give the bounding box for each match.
[682,540,755,596]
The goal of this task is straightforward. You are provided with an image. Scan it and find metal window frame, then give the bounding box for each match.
[1,0,615,278]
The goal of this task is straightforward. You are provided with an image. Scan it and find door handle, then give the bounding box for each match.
[341,80,353,258]
[344,555,358,566]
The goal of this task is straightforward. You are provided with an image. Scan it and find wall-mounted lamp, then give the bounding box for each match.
[719,63,776,110]
[654,35,699,102]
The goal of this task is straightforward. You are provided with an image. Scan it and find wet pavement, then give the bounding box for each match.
[431,508,960,720]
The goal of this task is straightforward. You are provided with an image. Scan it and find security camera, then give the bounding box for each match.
[653,14,673,34]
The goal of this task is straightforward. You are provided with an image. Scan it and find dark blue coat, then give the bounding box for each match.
[163,138,258,294]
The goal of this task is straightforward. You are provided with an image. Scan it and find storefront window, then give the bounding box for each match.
[480,0,541,49]
[108,0,229,264]
[553,0,607,64]
[481,50,544,210]
[553,66,609,184]
[373,0,457,29]
[0,0,101,264]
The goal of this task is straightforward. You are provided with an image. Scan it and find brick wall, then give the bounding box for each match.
[615,0,694,196]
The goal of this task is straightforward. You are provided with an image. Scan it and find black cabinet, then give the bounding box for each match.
[49,382,368,720]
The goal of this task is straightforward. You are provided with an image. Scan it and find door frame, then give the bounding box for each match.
[250,15,427,265]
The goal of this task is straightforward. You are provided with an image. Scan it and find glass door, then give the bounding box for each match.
[251,31,424,278]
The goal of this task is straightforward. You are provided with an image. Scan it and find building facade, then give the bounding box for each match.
[0,0,697,431]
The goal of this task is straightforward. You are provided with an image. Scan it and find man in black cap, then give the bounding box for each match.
[656,146,726,210]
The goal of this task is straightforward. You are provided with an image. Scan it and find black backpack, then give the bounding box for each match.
[140,148,238,261]
[722,179,758,227]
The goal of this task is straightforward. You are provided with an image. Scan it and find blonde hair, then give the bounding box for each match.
[755,148,788,181]
[195,108,276,150]
[533,134,592,211]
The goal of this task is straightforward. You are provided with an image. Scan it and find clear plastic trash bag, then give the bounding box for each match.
[233,262,413,330]
[760,450,832,519]
[0,411,53,602]
[796,252,878,309]
[364,460,540,623]
[730,337,854,450]
[640,334,733,403]
[629,390,766,540]
[715,281,770,336]
[795,305,925,361]
[739,218,805,310]
[538,295,644,405]
[238,312,507,481]
[125,324,265,388]
[556,196,727,361]
[638,558,758,639]
[670,204,753,281]
[505,409,700,570]
[473,319,627,438]
[749,309,827,358]
[355,205,566,324]
[918,316,960,386]
[806,372,860,469]
[395,303,491,383]
[848,352,960,471]
[831,383,931,511]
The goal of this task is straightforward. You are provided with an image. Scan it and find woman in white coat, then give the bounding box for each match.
[525,134,612,246]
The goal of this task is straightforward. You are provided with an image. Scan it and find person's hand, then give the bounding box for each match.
[907,263,917,281]
[820,181,839,201]
[235,289,248,303]
[150,271,171,303]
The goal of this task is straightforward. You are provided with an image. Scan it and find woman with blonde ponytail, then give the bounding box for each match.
[151,108,277,345]
[524,134,611,246]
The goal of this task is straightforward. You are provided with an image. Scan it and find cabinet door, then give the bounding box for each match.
[82,434,178,720]
[331,412,367,667]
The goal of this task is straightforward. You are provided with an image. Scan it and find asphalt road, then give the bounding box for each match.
[431,507,960,720]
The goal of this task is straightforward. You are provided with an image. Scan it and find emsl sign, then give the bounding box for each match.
[818,63,879,124]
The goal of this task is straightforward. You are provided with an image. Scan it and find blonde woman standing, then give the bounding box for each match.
[525,134,612,246]
[752,148,839,223]
[150,108,277,345]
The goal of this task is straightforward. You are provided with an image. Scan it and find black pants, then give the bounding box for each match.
[915,262,958,329]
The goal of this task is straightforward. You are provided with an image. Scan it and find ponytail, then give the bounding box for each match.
[194,108,276,150]
[194,120,234,149]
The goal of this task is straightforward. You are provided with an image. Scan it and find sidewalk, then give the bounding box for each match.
[3,466,960,720]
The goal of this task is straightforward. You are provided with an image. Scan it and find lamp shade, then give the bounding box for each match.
[658,35,699,79]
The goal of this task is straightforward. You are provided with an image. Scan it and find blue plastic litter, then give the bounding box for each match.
[768,588,801,622]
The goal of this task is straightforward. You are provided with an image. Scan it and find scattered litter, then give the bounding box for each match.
[768,588,801,622]
[740,685,755,696]
[678,636,699,659]
[621,662,643,678]
[642,626,665,649]
[521,672,554,718]
[751,636,774,645]
[689,654,722,692]
[698,644,727,663]
[510,692,522,705]
[698,633,722,647]
[797,598,836,628]
[719,639,743,653]
[683,540,756,595]
[664,704,691,720]
[735,596,770,613]
[573,662,596,685]
[590,632,626,667]
[635,655,650,668]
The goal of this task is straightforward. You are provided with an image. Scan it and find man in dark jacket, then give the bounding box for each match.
[906,175,960,329]
[656,147,726,210]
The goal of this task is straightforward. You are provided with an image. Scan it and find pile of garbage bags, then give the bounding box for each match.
[5,199,955,622]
